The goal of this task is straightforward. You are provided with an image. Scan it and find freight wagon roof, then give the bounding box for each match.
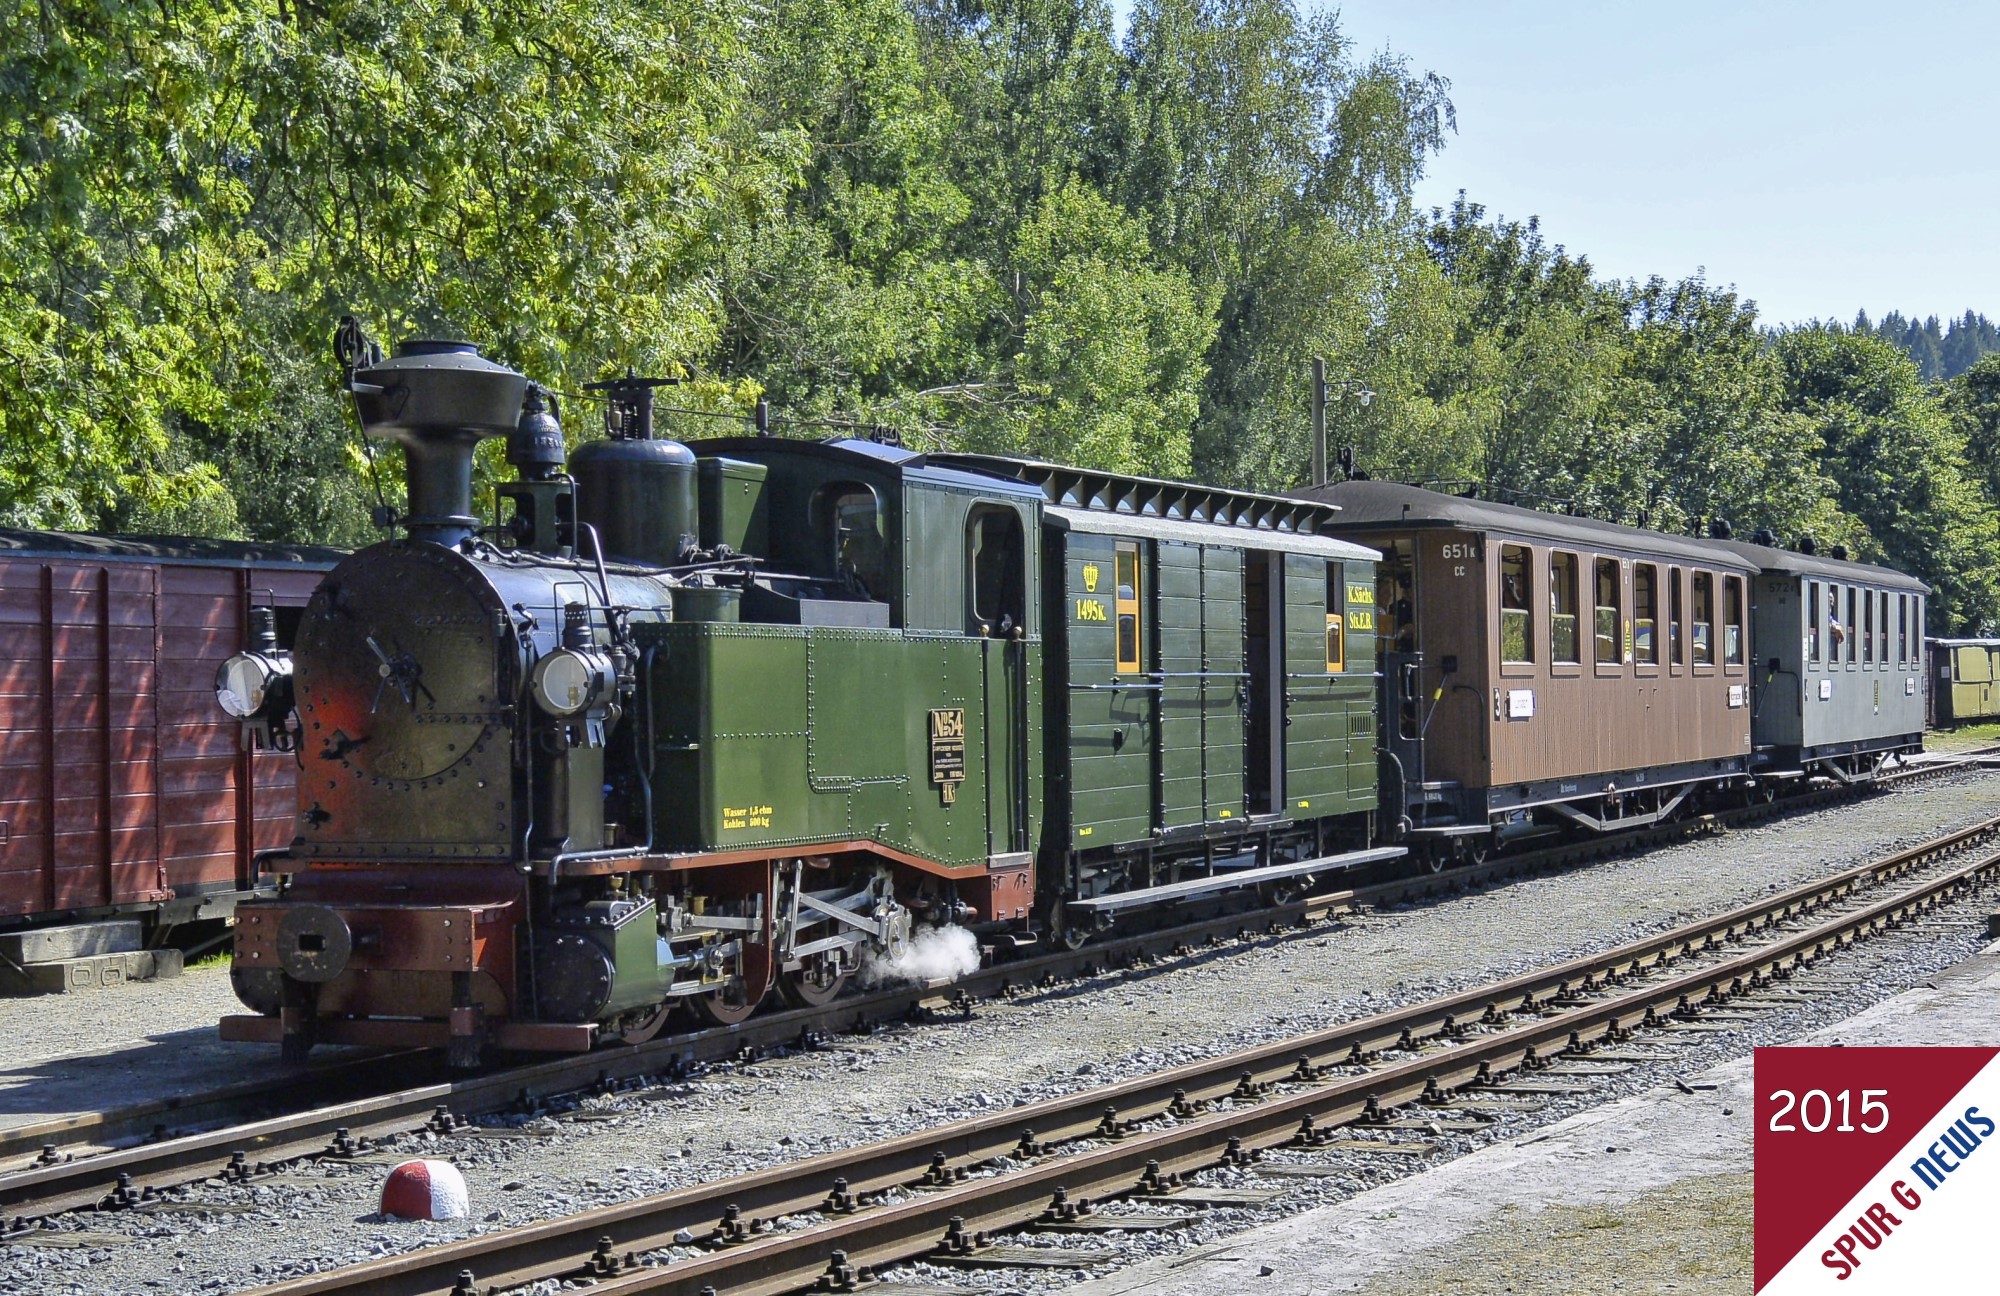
[0,527,344,566]
[925,452,1346,538]
[1046,506,1380,562]
[1294,480,1758,570]
[1711,538,1929,593]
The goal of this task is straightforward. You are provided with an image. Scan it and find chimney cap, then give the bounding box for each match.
[351,339,528,441]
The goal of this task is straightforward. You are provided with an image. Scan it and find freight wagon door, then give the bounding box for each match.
[1200,547,1247,820]
[1154,541,1204,830]
[0,561,165,921]
[1281,553,1347,813]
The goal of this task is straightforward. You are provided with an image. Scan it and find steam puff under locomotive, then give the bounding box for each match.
[222,335,1391,1064]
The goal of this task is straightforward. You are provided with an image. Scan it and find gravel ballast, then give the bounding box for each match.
[4,773,2000,1295]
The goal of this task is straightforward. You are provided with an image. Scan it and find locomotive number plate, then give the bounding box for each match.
[930,708,966,805]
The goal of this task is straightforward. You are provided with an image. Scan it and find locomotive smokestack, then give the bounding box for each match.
[347,339,530,547]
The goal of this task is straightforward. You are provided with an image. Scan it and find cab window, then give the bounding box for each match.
[823,484,885,599]
[966,508,1025,637]
[1115,542,1142,674]
[1500,544,1532,664]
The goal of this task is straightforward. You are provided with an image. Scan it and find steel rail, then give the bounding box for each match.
[0,754,1977,1219]
[233,811,2000,1296]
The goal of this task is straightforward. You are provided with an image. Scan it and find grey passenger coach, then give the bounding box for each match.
[1715,537,1927,780]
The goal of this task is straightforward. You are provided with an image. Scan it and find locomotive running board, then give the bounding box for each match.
[1064,846,1405,916]
[221,1014,594,1052]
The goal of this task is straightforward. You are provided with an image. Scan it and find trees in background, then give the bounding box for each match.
[3,0,1998,629]
[1857,311,2000,381]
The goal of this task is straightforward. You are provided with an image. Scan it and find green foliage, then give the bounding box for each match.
[1774,328,2000,633]
[4,0,1999,633]
[989,181,1216,473]
[1,0,773,538]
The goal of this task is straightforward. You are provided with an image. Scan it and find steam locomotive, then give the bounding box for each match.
[218,323,1926,1065]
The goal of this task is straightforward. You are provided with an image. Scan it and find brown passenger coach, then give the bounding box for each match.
[1300,482,1759,862]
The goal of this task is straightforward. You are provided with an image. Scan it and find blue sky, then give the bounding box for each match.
[1115,2,1999,327]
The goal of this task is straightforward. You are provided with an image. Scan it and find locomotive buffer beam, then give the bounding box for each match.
[1065,846,1405,917]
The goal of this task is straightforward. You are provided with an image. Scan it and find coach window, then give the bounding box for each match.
[1806,580,1821,663]
[1324,563,1346,672]
[1669,567,1685,666]
[1692,572,1714,666]
[1861,589,1874,663]
[966,507,1025,637]
[1634,564,1659,665]
[1594,558,1623,665]
[1724,575,1745,666]
[1878,591,1889,665]
[1898,595,1909,664]
[1846,586,1858,664]
[1500,544,1532,664]
[1550,551,1580,665]
[1115,541,1143,674]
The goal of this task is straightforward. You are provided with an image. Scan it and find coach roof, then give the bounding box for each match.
[1294,479,1757,570]
[1711,538,1928,594]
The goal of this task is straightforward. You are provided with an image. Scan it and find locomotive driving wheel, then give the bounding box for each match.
[776,954,849,1008]
[609,1002,673,1046]
[686,985,763,1027]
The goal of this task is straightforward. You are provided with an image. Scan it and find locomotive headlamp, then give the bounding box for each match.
[217,607,296,750]
[530,647,615,717]
[216,651,292,719]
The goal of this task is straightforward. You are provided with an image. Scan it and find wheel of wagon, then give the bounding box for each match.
[776,955,849,1008]
[609,1001,673,1046]
[685,983,763,1027]
[1051,903,1096,951]
[1423,843,1447,874]
[1464,836,1491,867]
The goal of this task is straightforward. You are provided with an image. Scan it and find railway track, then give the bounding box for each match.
[0,753,1982,1226]
[228,803,2000,1296]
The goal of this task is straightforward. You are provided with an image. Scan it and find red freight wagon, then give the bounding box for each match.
[0,530,340,943]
